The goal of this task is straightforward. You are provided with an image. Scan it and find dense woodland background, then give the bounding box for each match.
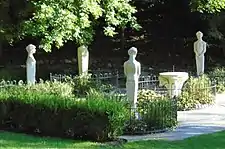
[0,0,225,79]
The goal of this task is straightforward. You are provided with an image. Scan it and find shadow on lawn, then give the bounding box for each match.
[0,131,99,149]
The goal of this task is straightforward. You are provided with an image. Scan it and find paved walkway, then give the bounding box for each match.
[119,94,225,142]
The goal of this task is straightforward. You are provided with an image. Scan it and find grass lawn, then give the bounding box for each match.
[1,131,225,149]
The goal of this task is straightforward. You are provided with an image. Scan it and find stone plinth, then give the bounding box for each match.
[159,72,189,98]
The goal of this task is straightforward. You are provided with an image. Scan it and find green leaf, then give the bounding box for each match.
[18,0,140,52]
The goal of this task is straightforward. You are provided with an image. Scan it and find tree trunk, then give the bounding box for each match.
[222,41,225,57]
[0,41,2,58]
[121,27,125,51]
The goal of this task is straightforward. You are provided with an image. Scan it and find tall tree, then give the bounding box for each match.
[20,0,140,52]
[0,0,31,58]
[190,0,225,13]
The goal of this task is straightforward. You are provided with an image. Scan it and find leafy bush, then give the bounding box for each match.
[124,89,177,134]
[70,74,96,96]
[87,88,127,103]
[0,84,129,142]
[68,74,114,97]
[208,67,225,93]
[177,75,214,111]
[140,98,177,130]
[124,119,148,134]
[86,90,129,138]
[0,79,74,98]
[137,89,163,109]
[32,80,74,98]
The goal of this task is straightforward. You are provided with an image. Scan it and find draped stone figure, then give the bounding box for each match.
[26,44,36,85]
[124,47,141,109]
[77,45,89,76]
[194,31,207,76]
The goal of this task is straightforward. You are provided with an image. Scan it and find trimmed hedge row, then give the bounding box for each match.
[0,85,129,142]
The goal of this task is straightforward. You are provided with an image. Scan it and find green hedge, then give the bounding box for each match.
[124,90,177,134]
[0,85,129,142]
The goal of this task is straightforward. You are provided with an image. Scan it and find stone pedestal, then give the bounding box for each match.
[77,45,89,76]
[159,72,189,98]
[26,44,36,85]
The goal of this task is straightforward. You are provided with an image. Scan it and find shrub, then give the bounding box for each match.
[0,85,129,142]
[137,89,163,109]
[69,74,114,97]
[124,89,177,134]
[124,119,148,134]
[32,80,74,98]
[70,74,96,96]
[208,67,225,93]
[87,88,128,103]
[140,98,177,130]
[0,79,74,98]
[86,90,129,138]
[177,75,214,111]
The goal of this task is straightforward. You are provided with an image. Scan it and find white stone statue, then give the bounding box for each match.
[77,45,89,76]
[26,44,36,85]
[194,31,207,76]
[124,47,141,109]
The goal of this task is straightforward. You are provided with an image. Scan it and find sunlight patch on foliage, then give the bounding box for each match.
[20,0,141,52]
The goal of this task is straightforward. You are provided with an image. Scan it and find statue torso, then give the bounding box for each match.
[194,40,206,56]
[26,55,36,67]
[124,60,140,80]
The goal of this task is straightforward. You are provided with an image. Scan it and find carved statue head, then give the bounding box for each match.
[26,44,36,55]
[128,47,137,57]
[78,45,88,56]
[196,31,203,40]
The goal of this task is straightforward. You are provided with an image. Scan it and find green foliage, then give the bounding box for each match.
[140,98,177,131]
[70,74,98,96]
[124,89,177,134]
[20,0,140,52]
[68,74,113,97]
[86,87,127,103]
[124,119,148,134]
[0,79,74,98]
[30,79,74,98]
[208,67,225,93]
[190,0,225,13]
[86,90,129,138]
[0,0,14,41]
[0,0,30,43]
[137,89,163,110]
[177,75,214,111]
[72,75,100,96]
[0,84,129,141]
